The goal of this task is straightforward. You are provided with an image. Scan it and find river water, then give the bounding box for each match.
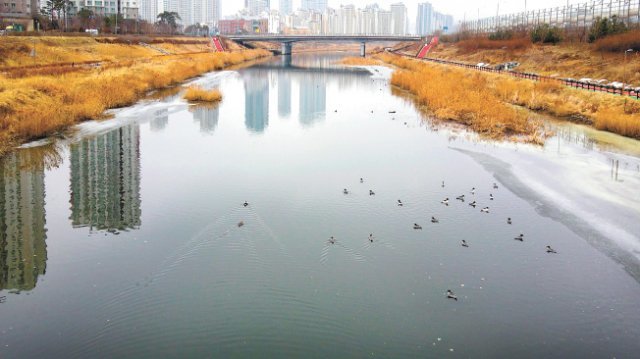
[1,53,640,358]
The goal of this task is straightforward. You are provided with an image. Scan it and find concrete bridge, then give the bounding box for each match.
[225,35,424,56]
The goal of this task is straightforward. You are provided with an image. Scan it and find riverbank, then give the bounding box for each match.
[348,53,639,142]
[0,38,270,156]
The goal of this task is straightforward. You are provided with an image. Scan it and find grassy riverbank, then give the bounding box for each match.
[345,53,639,142]
[0,38,270,156]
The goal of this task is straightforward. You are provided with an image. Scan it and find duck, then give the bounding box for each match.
[343,188,349,195]
[431,216,439,223]
[480,207,490,213]
[468,201,477,207]
[493,183,499,189]
[397,200,403,206]
[369,190,376,196]
[441,180,445,188]
[489,194,494,200]
[461,240,469,247]
[369,234,374,243]
[413,223,423,230]
[441,198,450,205]
[328,236,336,244]
[507,217,512,224]
[456,195,465,201]
[237,221,244,227]
[360,178,364,183]
[546,245,557,253]
[470,187,476,194]
[446,289,458,301]
[243,201,249,207]
[514,233,524,241]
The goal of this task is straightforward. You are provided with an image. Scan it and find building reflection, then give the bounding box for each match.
[191,104,220,134]
[278,73,292,118]
[69,125,142,232]
[299,72,327,126]
[0,150,47,291]
[244,70,269,133]
[150,108,169,132]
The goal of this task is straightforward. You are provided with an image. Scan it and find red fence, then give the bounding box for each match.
[418,57,640,100]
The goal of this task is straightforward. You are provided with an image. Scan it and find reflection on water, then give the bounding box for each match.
[244,70,269,133]
[278,73,291,118]
[69,125,141,233]
[191,104,220,134]
[299,72,327,126]
[0,151,47,291]
[150,109,169,132]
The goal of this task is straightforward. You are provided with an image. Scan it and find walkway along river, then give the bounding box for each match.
[0,53,639,358]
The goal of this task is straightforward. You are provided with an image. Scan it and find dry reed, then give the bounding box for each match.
[183,86,223,103]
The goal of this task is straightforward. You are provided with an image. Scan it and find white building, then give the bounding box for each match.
[70,0,139,19]
[390,3,407,35]
[279,0,291,15]
[416,1,454,35]
[248,0,269,16]
[301,0,327,13]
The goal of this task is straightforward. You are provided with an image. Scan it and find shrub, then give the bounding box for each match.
[183,86,223,103]
[488,30,513,41]
[589,16,627,43]
[531,24,562,44]
[594,29,640,52]
[457,37,531,51]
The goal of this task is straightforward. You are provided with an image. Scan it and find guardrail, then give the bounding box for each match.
[419,57,640,100]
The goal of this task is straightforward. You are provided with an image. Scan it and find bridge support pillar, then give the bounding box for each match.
[360,42,366,57]
[282,42,293,56]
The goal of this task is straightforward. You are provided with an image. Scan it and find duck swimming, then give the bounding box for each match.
[328,236,336,244]
[243,201,249,207]
[507,217,512,224]
[441,198,450,205]
[480,207,490,213]
[360,178,364,183]
[469,201,477,207]
[489,194,494,200]
[514,233,524,241]
[369,234,374,243]
[470,187,476,194]
[237,221,244,227]
[461,240,469,247]
[441,181,445,187]
[369,190,376,196]
[456,195,465,201]
[546,246,557,253]
[343,188,349,194]
[413,223,423,230]
[493,183,499,189]
[431,216,439,223]
[398,200,403,206]
[446,289,458,301]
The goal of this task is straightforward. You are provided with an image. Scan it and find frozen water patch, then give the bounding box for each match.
[355,65,394,80]
[183,70,238,89]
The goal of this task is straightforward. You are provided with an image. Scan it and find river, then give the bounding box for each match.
[1,53,639,358]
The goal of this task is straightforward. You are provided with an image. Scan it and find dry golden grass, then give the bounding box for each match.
[339,57,381,66]
[0,49,270,156]
[457,37,532,52]
[377,53,640,141]
[183,86,223,103]
[594,30,640,53]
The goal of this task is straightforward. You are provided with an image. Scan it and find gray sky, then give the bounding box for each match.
[222,0,583,23]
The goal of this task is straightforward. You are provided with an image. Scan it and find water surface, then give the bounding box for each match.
[1,53,640,358]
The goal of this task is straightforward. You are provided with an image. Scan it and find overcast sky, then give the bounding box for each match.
[222,0,582,22]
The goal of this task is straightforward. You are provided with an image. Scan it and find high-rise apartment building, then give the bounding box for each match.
[279,0,291,15]
[301,0,327,13]
[247,0,269,16]
[390,3,407,35]
[416,2,454,35]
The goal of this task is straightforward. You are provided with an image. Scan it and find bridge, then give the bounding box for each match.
[225,35,425,57]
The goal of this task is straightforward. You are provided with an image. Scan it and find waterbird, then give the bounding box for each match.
[546,246,557,253]
[514,233,524,241]
[413,223,423,230]
[470,187,476,194]
[489,194,494,200]
[343,188,349,195]
[398,200,403,206]
[456,195,465,201]
[461,240,469,247]
[446,289,458,301]
[507,217,512,224]
[237,221,244,228]
[360,178,364,183]
[431,216,439,223]
[243,201,249,207]
[441,198,450,205]
[442,181,445,188]
[389,110,397,114]
[369,234,374,243]
[469,201,477,207]
[369,190,376,196]
[328,236,336,245]
[493,183,499,189]
[480,207,490,213]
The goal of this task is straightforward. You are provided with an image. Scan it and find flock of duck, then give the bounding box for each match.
[336,178,558,302]
[242,179,559,302]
